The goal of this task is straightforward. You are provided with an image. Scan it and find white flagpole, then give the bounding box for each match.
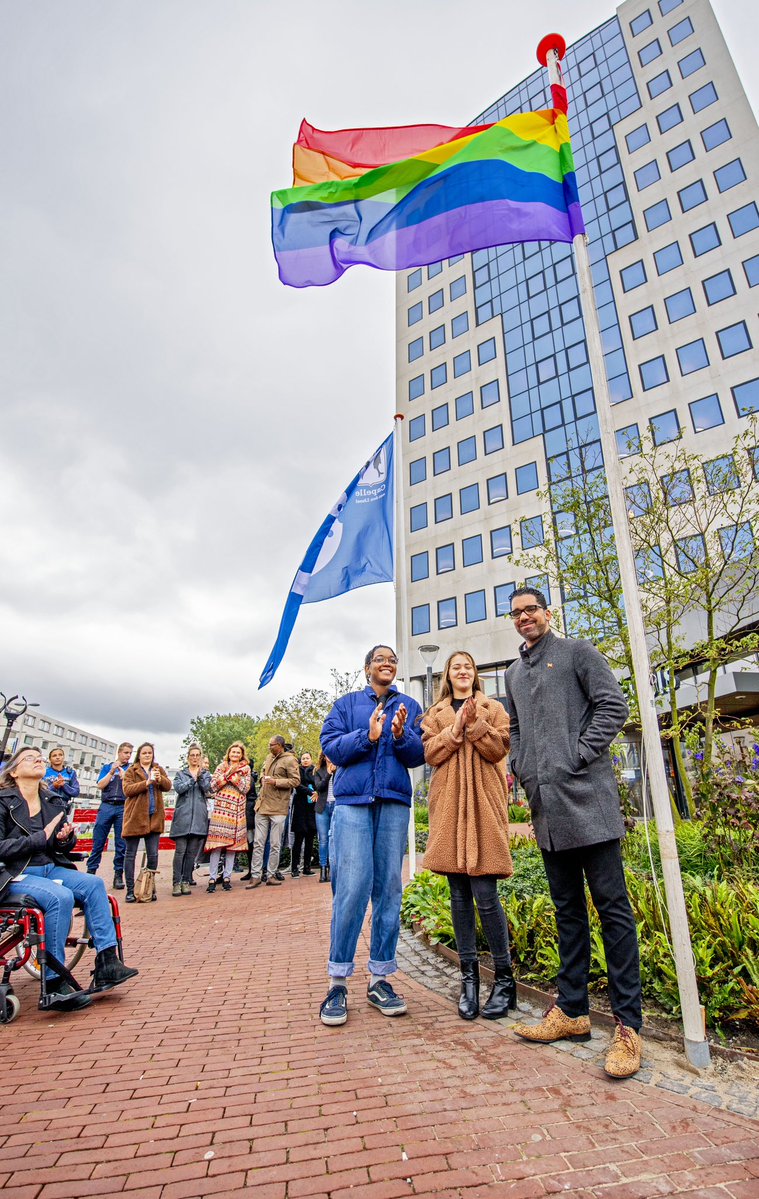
[539,36,709,1068]
[393,413,417,880]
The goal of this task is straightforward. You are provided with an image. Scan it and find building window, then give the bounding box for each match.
[668,15,693,44]
[616,423,641,457]
[745,255,759,287]
[452,312,469,338]
[659,0,683,13]
[409,414,425,442]
[639,355,669,390]
[689,394,723,433]
[667,140,695,171]
[679,48,705,77]
[490,525,512,557]
[24,715,36,727]
[720,522,755,560]
[647,70,672,100]
[657,103,683,133]
[408,337,423,363]
[630,305,657,338]
[520,516,544,548]
[67,730,76,741]
[625,124,651,152]
[494,583,516,617]
[408,302,423,326]
[525,575,551,604]
[701,118,731,151]
[480,380,500,408]
[717,321,752,359]
[662,469,694,505]
[450,276,466,301]
[732,378,759,416]
[465,590,487,624]
[620,260,646,292]
[634,160,660,190]
[431,362,448,389]
[689,82,718,113]
[676,338,709,375]
[407,269,422,292]
[436,543,455,573]
[453,350,471,378]
[644,199,671,231]
[678,179,707,212]
[457,435,477,466]
[410,503,428,532]
[429,324,446,350]
[435,493,453,523]
[483,425,504,455]
[650,408,680,444]
[459,483,480,514]
[409,374,425,401]
[728,202,759,238]
[626,482,652,516]
[431,403,449,431]
[676,534,706,573]
[433,447,451,475]
[477,337,497,365]
[437,597,458,630]
[654,241,683,275]
[487,473,508,504]
[702,269,735,305]
[714,159,746,193]
[449,255,464,265]
[455,391,474,420]
[410,552,429,582]
[703,454,740,494]
[664,287,695,322]
[409,457,426,485]
[428,262,443,279]
[462,534,483,567]
[54,725,64,736]
[411,604,430,635]
[515,462,539,494]
[639,38,662,66]
[630,10,653,35]
[690,222,721,256]
[429,288,444,314]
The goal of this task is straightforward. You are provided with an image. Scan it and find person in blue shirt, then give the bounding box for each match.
[319,645,424,1027]
[44,748,80,814]
[87,741,133,890]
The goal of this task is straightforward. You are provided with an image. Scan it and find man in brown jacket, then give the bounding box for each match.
[246,736,300,888]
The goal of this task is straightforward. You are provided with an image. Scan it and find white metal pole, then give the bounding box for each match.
[541,40,709,1068]
[393,413,417,880]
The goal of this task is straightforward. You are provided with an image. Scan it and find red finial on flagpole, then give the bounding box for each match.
[537,33,568,114]
[536,33,566,66]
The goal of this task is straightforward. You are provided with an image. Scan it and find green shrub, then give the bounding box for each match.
[509,803,531,823]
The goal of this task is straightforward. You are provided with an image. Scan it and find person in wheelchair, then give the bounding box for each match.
[0,747,139,1012]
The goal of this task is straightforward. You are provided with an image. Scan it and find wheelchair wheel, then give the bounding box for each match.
[2,993,21,1023]
[20,911,89,980]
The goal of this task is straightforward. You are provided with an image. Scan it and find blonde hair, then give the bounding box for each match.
[434,651,482,706]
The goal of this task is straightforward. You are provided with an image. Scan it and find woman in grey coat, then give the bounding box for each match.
[171,745,212,895]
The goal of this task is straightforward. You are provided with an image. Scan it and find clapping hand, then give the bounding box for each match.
[463,697,477,726]
[391,703,408,740]
[56,822,75,840]
[368,704,387,743]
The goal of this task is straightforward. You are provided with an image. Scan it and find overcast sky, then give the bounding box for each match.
[1,0,754,763]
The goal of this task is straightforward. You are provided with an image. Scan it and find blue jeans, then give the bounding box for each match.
[316,803,335,868]
[328,800,408,979]
[7,865,117,980]
[87,802,126,874]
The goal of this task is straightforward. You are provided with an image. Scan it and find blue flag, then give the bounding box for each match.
[258,433,394,688]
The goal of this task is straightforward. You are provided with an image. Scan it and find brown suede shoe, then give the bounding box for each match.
[245,878,263,890]
[512,1003,591,1043]
[604,1022,642,1078]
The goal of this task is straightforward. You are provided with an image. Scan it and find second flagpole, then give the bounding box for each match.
[393,412,418,880]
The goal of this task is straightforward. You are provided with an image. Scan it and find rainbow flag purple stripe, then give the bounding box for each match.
[271,111,584,288]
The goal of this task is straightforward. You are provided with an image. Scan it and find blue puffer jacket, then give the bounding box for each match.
[320,685,424,806]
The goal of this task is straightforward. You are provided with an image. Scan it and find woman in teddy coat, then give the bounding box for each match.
[422,650,516,1022]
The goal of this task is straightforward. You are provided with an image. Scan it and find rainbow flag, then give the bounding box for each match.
[271,111,584,288]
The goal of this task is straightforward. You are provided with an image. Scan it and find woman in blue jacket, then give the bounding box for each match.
[318,645,424,1027]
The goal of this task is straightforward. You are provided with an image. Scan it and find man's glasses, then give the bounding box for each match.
[508,604,545,621]
[371,656,398,666]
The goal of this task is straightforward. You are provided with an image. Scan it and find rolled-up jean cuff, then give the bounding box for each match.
[328,961,355,979]
[367,958,397,976]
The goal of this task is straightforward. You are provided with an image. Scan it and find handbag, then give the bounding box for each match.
[133,852,157,903]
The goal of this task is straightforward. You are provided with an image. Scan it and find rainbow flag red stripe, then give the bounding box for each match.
[272,111,584,289]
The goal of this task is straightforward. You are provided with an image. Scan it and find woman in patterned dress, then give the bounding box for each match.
[205,742,250,892]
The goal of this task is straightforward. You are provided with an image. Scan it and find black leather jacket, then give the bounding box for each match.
[0,787,78,880]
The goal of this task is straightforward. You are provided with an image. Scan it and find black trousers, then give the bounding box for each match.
[292,831,315,871]
[172,834,206,885]
[123,832,160,891]
[541,837,642,1030]
[447,873,512,968]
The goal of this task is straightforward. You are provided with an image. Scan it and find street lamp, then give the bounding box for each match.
[0,693,39,762]
[418,645,439,785]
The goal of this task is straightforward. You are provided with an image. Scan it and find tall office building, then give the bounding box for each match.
[9,710,117,801]
[395,0,759,710]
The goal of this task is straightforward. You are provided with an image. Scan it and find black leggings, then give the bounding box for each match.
[124,832,160,891]
[172,834,206,885]
[292,831,315,871]
[447,873,511,968]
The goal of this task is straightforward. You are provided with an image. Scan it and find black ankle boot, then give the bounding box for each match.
[90,947,139,994]
[458,959,480,1020]
[319,867,327,883]
[481,964,517,1019]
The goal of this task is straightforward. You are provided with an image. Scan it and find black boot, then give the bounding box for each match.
[325,864,330,882]
[90,947,139,994]
[481,964,517,1019]
[319,867,328,883]
[458,959,480,1020]
[291,865,300,878]
[113,872,125,890]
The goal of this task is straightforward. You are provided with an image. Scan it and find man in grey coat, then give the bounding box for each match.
[502,586,643,1079]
